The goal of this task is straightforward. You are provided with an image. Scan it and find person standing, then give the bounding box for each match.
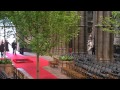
[12,40,17,55]
[91,45,95,55]
[0,41,5,57]
[4,40,9,52]
[20,45,24,55]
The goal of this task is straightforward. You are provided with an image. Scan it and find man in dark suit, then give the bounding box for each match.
[92,45,95,55]
[12,40,17,55]
[0,41,4,57]
[4,40,9,52]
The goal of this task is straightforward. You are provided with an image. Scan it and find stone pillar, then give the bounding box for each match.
[103,11,110,61]
[78,11,88,54]
[110,33,114,61]
[95,11,104,61]
[94,11,114,61]
[103,11,114,61]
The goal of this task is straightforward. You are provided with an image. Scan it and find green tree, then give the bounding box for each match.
[0,11,80,79]
[100,11,120,34]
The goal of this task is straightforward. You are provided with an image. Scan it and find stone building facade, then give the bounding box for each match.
[51,11,114,61]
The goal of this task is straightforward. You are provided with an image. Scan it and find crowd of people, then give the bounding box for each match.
[0,40,17,57]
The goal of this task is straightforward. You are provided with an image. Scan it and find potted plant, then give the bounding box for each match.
[59,55,74,67]
[67,56,74,61]
[59,56,74,61]
[0,58,13,77]
[0,58,12,64]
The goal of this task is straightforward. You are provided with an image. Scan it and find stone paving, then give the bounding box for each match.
[38,56,71,79]
[43,66,70,79]
[23,52,71,79]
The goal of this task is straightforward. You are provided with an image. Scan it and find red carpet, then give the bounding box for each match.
[6,52,57,79]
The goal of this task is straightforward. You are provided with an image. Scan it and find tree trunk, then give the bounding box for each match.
[36,53,40,79]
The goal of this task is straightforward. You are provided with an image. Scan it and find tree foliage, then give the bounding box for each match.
[0,11,81,79]
[101,11,120,34]
[0,11,80,55]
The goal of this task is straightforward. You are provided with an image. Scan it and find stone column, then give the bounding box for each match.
[103,11,110,61]
[95,11,104,61]
[94,11,114,61]
[78,11,88,54]
[103,11,114,61]
[109,33,114,61]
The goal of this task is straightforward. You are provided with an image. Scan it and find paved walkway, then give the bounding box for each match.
[23,52,70,79]
[0,52,70,79]
[43,66,70,79]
